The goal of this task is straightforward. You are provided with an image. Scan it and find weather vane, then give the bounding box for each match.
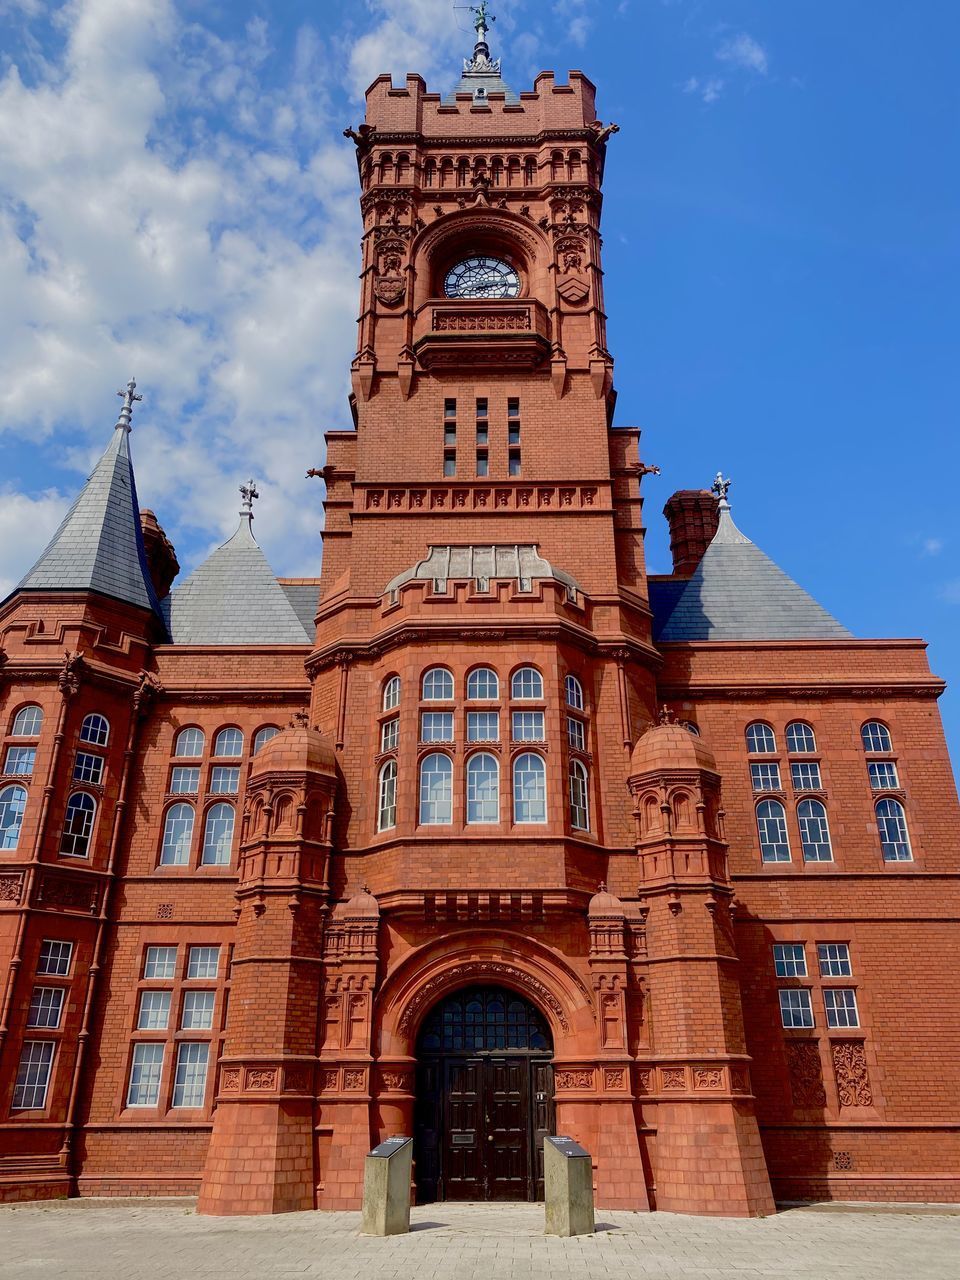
[115,377,142,432]
[240,478,260,517]
[470,2,494,40]
[711,472,732,501]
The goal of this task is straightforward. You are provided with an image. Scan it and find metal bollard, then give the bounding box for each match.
[360,1136,414,1236]
[543,1136,595,1237]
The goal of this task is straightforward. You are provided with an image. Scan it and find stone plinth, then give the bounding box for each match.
[544,1136,594,1237]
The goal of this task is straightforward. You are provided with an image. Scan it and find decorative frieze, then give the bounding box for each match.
[0,873,24,903]
[363,483,603,515]
[555,1068,594,1091]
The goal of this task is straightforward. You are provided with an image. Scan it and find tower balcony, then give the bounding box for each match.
[412,298,552,370]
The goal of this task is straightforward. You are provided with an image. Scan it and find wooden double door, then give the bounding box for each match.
[414,987,555,1203]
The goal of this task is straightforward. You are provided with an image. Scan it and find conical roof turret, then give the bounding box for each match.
[10,379,165,620]
[161,481,312,645]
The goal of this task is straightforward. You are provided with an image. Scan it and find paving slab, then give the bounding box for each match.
[0,1199,958,1280]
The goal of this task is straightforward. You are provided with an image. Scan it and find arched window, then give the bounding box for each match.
[756,799,790,863]
[513,752,546,823]
[174,727,205,758]
[466,753,499,824]
[252,726,280,755]
[382,675,401,711]
[213,728,244,758]
[524,157,536,186]
[419,753,452,825]
[160,803,195,866]
[565,675,584,710]
[467,668,499,700]
[569,759,589,831]
[201,803,235,865]
[680,721,701,737]
[422,668,454,701]
[60,793,95,857]
[746,722,777,754]
[0,785,27,849]
[798,799,832,862]
[786,721,816,754]
[377,760,397,831]
[876,798,911,861]
[511,667,543,700]
[79,714,109,747]
[11,706,43,737]
[862,721,893,753]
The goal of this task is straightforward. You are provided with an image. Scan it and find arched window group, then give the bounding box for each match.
[0,785,27,849]
[375,664,589,832]
[748,716,913,864]
[157,723,256,868]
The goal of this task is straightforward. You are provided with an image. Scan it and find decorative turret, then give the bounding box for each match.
[8,379,165,624]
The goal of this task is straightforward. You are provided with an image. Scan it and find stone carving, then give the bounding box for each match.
[660,1067,687,1091]
[398,961,573,1034]
[0,874,23,902]
[434,309,531,332]
[833,1150,854,1171]
[832,1040,873,1107]
[374,252,406,307]
[380,1070,413,1092]
[220,1067,242,1092]
[321,1068,340,1092]
[730,1067,750,1094]
[602,1067,626,1090]
[156,903,173,920]
[245,1068,278,1091]
[342,1068,366,1091]
[39,874,97,913]
[635,1067,653,1094]
[283,1066,312,1093]
[693,1067,724,1091]
[786,1040,827,1108]
[555,1069,594,1091]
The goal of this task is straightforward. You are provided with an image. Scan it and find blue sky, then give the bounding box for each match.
[1,1,958,771]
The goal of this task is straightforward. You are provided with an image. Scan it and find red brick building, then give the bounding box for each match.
[1,21,958,1216]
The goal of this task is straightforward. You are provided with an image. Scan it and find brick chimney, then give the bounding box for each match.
[663,490,720,577]
[139,509,180,600]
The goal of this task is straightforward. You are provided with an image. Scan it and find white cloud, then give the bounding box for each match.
[923,537,944,556]
[682,75,725,104]
[0,0,361,579]
[716,32,769,76]
[941,580,960,605]
[0,486,70,597]
[347,0,467,99]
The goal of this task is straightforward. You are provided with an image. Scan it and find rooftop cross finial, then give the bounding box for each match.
[711,472,732,504]
[115,378,142,433]
[240,477,260,520]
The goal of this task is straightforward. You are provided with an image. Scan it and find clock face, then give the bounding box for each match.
[444,256,521,300]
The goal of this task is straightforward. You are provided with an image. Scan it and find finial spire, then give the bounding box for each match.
[463,1,500,76]
[115,378,142,433]
[711,472,732,507]
[239,478,260,522]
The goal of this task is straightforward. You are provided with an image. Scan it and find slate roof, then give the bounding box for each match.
[655,501,851,643]
[279,581,319,636]
[447,68,520,104]
[13,421,163,618]
[162,516,313,645]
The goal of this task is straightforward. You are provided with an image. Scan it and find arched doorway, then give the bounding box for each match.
[414,985,555,1203]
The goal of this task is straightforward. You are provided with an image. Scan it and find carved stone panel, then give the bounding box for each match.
[832,1040,873,1107]
[786,1040,827,1108]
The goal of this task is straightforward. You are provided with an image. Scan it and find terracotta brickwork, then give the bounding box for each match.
[1,50,958,1218]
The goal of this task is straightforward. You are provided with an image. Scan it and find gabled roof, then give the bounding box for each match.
[656,499,851,643]
[12,390,163,619]
[162,515,313,645]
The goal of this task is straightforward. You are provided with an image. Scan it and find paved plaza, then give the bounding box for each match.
[2,1200,959,1280]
